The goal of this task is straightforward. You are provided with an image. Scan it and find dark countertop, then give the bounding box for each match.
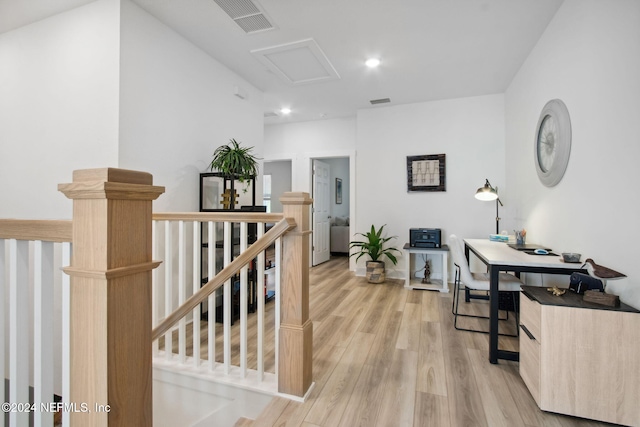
[521,285,639,313]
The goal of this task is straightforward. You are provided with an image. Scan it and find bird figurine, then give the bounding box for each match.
[581,258,626,279]
[581,258,626,289]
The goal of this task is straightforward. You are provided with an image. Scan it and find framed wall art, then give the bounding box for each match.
[335,178,343,204]
[406,154,446,192]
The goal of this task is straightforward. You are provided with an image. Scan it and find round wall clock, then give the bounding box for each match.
[534,99,572,187]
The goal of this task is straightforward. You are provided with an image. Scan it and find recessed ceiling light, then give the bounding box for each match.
[280,107,291,115]
[365,58,381,68]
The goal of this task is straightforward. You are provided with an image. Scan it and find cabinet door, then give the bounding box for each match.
[519,293,541,405]
[520,292,541,338]
[541,306,640,424]
[519,326,540,405]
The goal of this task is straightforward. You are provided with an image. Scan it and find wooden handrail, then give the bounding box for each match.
[0,219,72,242]
[153,212,284,223]
[151,216,296,341]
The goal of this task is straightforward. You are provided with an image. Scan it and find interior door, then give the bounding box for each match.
[312,159,331,266]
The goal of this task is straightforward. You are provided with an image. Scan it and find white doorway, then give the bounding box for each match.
[312,159,331,265]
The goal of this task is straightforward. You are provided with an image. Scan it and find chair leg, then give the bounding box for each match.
[452,284,518,337]
[513,291,520,337]
[451,264,461,316]
[454,289,508,321]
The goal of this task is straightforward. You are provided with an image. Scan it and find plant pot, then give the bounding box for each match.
[366,260,386,283]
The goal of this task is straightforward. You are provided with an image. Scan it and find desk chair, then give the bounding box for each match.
[449,234,522,336]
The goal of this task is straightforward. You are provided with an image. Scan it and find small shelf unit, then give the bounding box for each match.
[403,243,449,293]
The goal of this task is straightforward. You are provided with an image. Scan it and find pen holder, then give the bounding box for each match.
[515,230,526,245]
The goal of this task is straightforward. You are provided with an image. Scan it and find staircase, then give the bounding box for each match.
[152,368,272,427]
[0,167,313,426]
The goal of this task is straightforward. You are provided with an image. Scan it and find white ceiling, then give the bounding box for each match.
[0,0,564,124]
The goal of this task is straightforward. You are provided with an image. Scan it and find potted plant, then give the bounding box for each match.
[349,224,400,283]
[209,138,260,209]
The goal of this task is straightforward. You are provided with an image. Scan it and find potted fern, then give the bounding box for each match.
[349,224,400,283]
[209,138,259,209]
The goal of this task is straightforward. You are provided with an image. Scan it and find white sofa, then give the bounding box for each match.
[330,217,349,254]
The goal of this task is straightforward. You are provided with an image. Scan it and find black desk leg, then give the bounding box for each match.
[464,244,471,302]
[489,266,500,364]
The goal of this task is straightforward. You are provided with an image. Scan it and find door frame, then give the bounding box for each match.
[308,150,356,271]
[264,150,356,271]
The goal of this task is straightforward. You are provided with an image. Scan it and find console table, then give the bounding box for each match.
[403,243,449,293]
[520,285,640,425]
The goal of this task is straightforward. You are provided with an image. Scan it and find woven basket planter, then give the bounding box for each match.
[366,260,386,283]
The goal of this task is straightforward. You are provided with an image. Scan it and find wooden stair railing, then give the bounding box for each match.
[0,219,72,242]
[151,216,295,340]
[276,192,314,397]
[151,192,315,400]
[54,167,313,427]
[59,168,165,427]
[0,219,72,427]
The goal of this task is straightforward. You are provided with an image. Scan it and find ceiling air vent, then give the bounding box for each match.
[264,111,278,118]
[370,98,391,105]
[213,0,275,34]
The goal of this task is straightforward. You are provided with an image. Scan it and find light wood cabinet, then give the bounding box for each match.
[519,286,640,426]
[518,294,541,405]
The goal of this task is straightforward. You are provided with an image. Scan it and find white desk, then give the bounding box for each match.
[403,243,449,293]
[463,239,586,364]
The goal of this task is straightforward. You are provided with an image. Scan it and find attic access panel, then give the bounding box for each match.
[251,38,340,85]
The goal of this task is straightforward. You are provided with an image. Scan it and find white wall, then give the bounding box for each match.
[505,0,640,308]
[266,98,505,276]
[0,0,264,218]
[356,95,506,278]
[119,0,264,212]
[0,0,121,219]
[264,117,356,193]
[263,160,292,213]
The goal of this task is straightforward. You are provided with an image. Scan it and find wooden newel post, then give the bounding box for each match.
[279,192,313,397]
[58,168,164,426]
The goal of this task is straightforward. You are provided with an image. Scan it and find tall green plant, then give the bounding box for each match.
[209,138,259,183]
[349,224,400,265]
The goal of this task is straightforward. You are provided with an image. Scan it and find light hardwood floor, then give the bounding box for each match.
[175,256,613,426]
[251,257,618,427]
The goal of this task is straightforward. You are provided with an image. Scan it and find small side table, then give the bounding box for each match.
[403,243,449,293]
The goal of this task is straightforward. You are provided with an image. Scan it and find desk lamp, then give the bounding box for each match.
[475,179,503,234]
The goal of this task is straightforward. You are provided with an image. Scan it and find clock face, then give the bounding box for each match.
[534,99,571,187]
[536,115,556,173]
